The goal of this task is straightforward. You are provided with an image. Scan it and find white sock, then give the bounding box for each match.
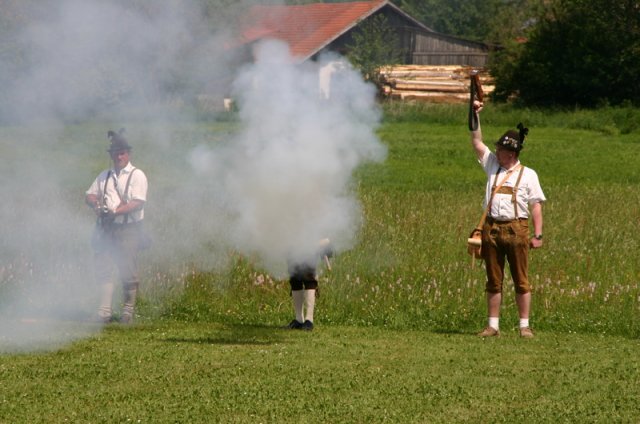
[488,317,499,330]
[519,318,529,328]
[122,284,138,319]
[292,290,304,323]
[303,289,316,323]
[98,282,115,319]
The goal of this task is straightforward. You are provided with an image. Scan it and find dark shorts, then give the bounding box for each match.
[288,262,318,291]
[93,223,141,285]
[481,218,530,294]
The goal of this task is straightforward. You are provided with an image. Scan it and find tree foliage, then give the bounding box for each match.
[346,14,402,94]
[493,0,640,106]
[391,0,506,42]
[483,1,545,102]
[1,0,639,113]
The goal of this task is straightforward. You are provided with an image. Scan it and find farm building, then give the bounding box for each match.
[233,0,489,67]
[217,0,492,106]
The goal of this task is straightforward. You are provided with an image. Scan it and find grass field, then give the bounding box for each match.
[1,103,639,422]
[1,323,639,423]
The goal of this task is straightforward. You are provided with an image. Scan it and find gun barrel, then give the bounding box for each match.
[470,71,484,102]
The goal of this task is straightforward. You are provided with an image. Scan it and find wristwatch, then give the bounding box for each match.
[534,234,543,240]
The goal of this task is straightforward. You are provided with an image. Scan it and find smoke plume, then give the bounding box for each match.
[0,0,385,352]
[190,39,386,273]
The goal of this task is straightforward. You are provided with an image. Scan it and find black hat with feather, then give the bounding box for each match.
[107,128,132,153]
[495,123,528,152]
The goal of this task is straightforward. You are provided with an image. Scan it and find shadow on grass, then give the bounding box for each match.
[162,323,294,346]
[431,327,469,336]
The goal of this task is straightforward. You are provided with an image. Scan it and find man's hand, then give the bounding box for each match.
[530,237,543,249]
[94,203,105,217]
[114,199,144,216]
[86,194,104,216]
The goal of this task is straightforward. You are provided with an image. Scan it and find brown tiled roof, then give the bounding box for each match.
[236,0,393,62]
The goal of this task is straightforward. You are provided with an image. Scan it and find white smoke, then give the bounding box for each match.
[0,0,232,352]
[0,127,101,353]
[0,1,386,352]
[204,40,386,273]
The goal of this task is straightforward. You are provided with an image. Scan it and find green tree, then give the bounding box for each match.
[499,0,640,106]
[392,0,505,42]
[484,0,545,102]
[346,14,402,95]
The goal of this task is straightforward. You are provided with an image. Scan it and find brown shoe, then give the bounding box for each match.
[519,327,534,338]
[477,326,500,337]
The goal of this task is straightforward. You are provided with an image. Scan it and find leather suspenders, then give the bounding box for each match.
[102,168,139,224]
[474,165,522,232]
[488,165,525,220]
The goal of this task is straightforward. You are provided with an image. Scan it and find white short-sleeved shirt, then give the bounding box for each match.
[480,148,545,220]
[86,162,148,224]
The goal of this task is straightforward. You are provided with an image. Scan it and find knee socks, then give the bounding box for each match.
[122,283,138,321]
[98,282,115,320]
[292,289,317,323]
[303,289,316,323]
[292,290,304,323]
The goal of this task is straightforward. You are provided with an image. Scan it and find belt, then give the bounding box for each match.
[486,217,528,225]
[110,220,142,227]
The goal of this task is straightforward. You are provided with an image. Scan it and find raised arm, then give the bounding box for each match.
[470,100,487,161]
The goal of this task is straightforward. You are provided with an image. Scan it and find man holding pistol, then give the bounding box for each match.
[85,129,148,324]
[470,101,546,338]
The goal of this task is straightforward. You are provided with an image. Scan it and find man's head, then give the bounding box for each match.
[495,123,528,156]
[107,129,132,171]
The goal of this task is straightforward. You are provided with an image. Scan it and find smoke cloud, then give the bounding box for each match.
[0,0,386,352]
[190,39,386,272]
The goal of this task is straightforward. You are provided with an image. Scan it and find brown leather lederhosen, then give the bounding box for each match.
[482,165,531,294]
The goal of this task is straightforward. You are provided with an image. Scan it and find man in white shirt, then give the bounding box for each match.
[470,101,546,338]
[86,129,148,324]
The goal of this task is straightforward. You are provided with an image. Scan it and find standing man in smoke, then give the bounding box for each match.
[470,101,546,338]
[284,238,333,331]
[85,129,148,324]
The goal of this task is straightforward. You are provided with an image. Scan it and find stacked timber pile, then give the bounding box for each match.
[380,65,494,103]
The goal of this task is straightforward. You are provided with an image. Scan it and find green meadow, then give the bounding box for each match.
[1,104,639,422]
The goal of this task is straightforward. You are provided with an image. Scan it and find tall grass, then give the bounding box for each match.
[1,105,639,338]
[148,106,640,338]
[381,100,640,135]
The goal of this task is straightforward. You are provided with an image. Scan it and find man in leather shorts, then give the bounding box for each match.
[470,101,546,338]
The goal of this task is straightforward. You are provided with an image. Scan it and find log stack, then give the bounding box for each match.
[380,65,494,103]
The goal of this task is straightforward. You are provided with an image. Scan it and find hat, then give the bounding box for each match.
[495,123,528,152]
[107,128,132,153]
